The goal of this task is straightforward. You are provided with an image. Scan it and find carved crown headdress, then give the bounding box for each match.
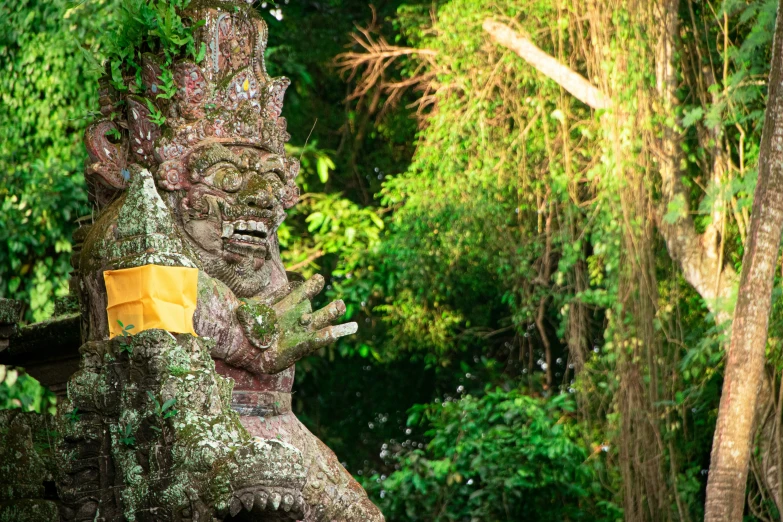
[84,0,297,207]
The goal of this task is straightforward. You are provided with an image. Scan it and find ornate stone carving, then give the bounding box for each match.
[1,1,383,520]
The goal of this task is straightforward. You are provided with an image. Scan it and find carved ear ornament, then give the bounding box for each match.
[84,119,129,191]
[157,160,190,191]
[127,96,162,167]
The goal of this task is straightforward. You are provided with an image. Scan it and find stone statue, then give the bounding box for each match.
[0,1,384,520]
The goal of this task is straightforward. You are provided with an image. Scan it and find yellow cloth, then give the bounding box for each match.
[104,265,198,338]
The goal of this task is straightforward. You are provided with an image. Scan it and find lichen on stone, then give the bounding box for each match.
[54,329,305,520]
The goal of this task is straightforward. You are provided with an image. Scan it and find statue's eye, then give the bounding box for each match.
[255,153,287,183]
[214,166,243,192]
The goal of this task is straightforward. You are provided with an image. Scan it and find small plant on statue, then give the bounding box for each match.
[66,407,80,424]
[147,391,178,433]
[105,127,122,141]
[144,98,167,126]
[119,424,135,447]
[117,320,135,354]
[147,391,178,419]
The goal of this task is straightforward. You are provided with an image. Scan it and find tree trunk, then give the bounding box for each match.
[705,2,783,519]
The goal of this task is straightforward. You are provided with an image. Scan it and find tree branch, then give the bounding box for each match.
[287,250,325,273]
[483,20,612,110]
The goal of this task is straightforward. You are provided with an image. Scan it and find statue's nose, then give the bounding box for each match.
[237,177,276,210]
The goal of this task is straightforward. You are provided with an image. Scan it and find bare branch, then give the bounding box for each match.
[334,23,438,117]
[286,250,325,272]
[483,20,612,110]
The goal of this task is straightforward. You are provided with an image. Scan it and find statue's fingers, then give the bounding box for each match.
[263,281,301,306]
[313,322,358,344]
[300,300,346,330]
[274,322,358,372]
[273,274,324,311]
[293,322,358,355]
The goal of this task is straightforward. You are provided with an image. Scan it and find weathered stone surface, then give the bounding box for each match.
[0,298,22,351]
[0,298,22,325]
[0,410,58,522]
[53,296,80,317]
[0,314,80,396]
[0,0,383,520]
[55,329,306,521]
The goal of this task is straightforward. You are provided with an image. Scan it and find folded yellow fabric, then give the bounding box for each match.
[104,265,198,338]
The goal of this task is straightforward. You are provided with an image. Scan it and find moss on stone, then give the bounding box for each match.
[80,168,201,275]
[55,329,304,520]
[237,300,278,348]
[0,499,58,522]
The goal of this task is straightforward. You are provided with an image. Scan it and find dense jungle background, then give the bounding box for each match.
[4,0,783,519]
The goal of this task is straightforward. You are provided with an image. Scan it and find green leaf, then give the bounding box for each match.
[369,212,384,230]
[663,194,687,225]
[195,42,207,63]
[681,107,703,127]
[345,227,356,245]
[306,212,325,232]
[316,156,335,183]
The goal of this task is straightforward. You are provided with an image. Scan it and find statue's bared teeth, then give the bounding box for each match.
[228,231,266,245]
[222,224,233,238]
[236,220,248,231]
[247,221,257,231]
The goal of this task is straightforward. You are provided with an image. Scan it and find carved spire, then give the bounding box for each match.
[111,166,199,269]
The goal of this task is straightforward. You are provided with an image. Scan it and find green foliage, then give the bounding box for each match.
[117,319,135,335]
[119,423,136,446]
[67,407,80,424]
[317,0,771,518]
[147,391,178,419]
[167,365,189,377]
[0,0,120,322]
[105,0,205,93]
[371,389,620,521]
[117,319,136,353]
[0,366,55,414]
[144,98,167,125]
[337,0,597,367]
[280,192,384,279]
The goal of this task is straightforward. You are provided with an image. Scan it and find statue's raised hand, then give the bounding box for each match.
[235,274,358,373]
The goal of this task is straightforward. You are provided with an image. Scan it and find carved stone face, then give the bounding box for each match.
[81,4,299,298]
[165,141,299,297]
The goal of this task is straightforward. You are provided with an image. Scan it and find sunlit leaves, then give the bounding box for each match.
[282,192,384,278]
[663,193,688,225]
[0,0,119,322]
[316,155,335,183]
[361,0,594,363]
[369,389,618,521]
[0,366,55,414]
[681,107,703,127]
